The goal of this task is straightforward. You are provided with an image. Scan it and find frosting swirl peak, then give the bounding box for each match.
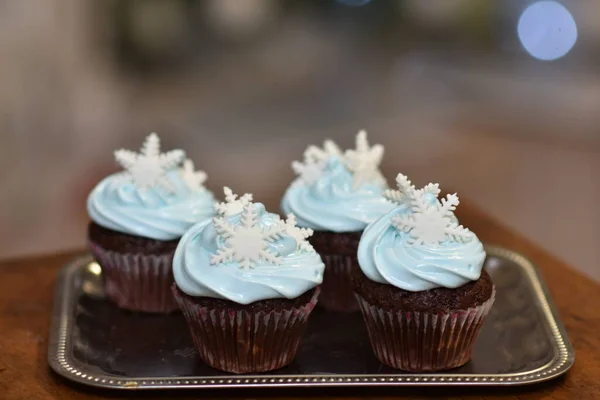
[281,131,395,232]
[358,174,486,291]
[87,133,215,240]
[174,194,324,304]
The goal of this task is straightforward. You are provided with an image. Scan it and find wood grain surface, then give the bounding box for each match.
[1,200,598,399]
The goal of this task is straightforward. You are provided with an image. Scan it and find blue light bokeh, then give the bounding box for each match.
[517,1,577,61]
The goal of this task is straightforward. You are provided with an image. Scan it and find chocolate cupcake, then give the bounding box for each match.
[355,174,495,372]
[172,189,324,374]
[87,133,215,313]
[281,130,395,312]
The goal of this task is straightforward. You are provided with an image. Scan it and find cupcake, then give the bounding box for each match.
[281,130,395,311]
[354,174,495,372]
[87,133,215,313]
[172,188,324,374]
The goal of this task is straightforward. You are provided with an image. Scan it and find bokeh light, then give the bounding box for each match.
[518,1,577,61]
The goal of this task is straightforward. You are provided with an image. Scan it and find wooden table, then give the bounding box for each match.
[1,200,598,399]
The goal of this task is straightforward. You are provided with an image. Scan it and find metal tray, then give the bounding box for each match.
[48,246,574,390]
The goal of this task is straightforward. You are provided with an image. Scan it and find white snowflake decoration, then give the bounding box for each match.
[291,131,386,189]
[291,140,341,186]
[383,175,441,205]
[389,173,473,246]
[383,174,412,204]
[285,213,314,252]
[291,158,325,186]
[215,187,253,216]
[304,140,342,162]
[114,133,184,192]
[344,130,385,189]
[180,159,207,190]
[211,203,286,269]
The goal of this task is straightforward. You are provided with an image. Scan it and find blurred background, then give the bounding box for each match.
[0,0,598,280]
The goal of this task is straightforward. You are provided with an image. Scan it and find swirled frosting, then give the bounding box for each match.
[358,207,486,291]
[87,170,215,240]
[173,203,325,304]
[281,158,395,232]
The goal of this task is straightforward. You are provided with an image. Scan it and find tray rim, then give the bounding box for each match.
[48,246,575,390]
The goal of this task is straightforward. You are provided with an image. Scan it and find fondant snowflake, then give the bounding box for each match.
[215,187,253,216]
[291,131,385,189]
[389,173,473,245]
[114,133,184,192]
[180,159,207,190]
[285,213,314,252]
[304,140,342,162]
[383,175,441,205]
[291,140,341,186]
[291,158,325,186]
[211,203,286,269]
[383,174,413,204]
[344,130,385,189]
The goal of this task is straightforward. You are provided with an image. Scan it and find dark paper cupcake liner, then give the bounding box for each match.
[172,286,321,374]
[89,241,179,314]
[319,254,359,312]
[355,288,495,372]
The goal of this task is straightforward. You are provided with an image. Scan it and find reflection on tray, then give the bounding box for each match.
[71,255,553,378]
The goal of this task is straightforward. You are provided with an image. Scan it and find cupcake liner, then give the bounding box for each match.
[319,254,359,312]
[355,288,496,372]
[172,286,321,374]
[89,241,179,314]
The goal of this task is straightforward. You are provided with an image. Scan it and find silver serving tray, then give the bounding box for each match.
[48,246,574,390]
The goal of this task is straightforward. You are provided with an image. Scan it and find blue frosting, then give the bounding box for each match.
[173,203,325,304]
[87,170,215,240]
[358,206,486,291]
[281,158,395,232]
